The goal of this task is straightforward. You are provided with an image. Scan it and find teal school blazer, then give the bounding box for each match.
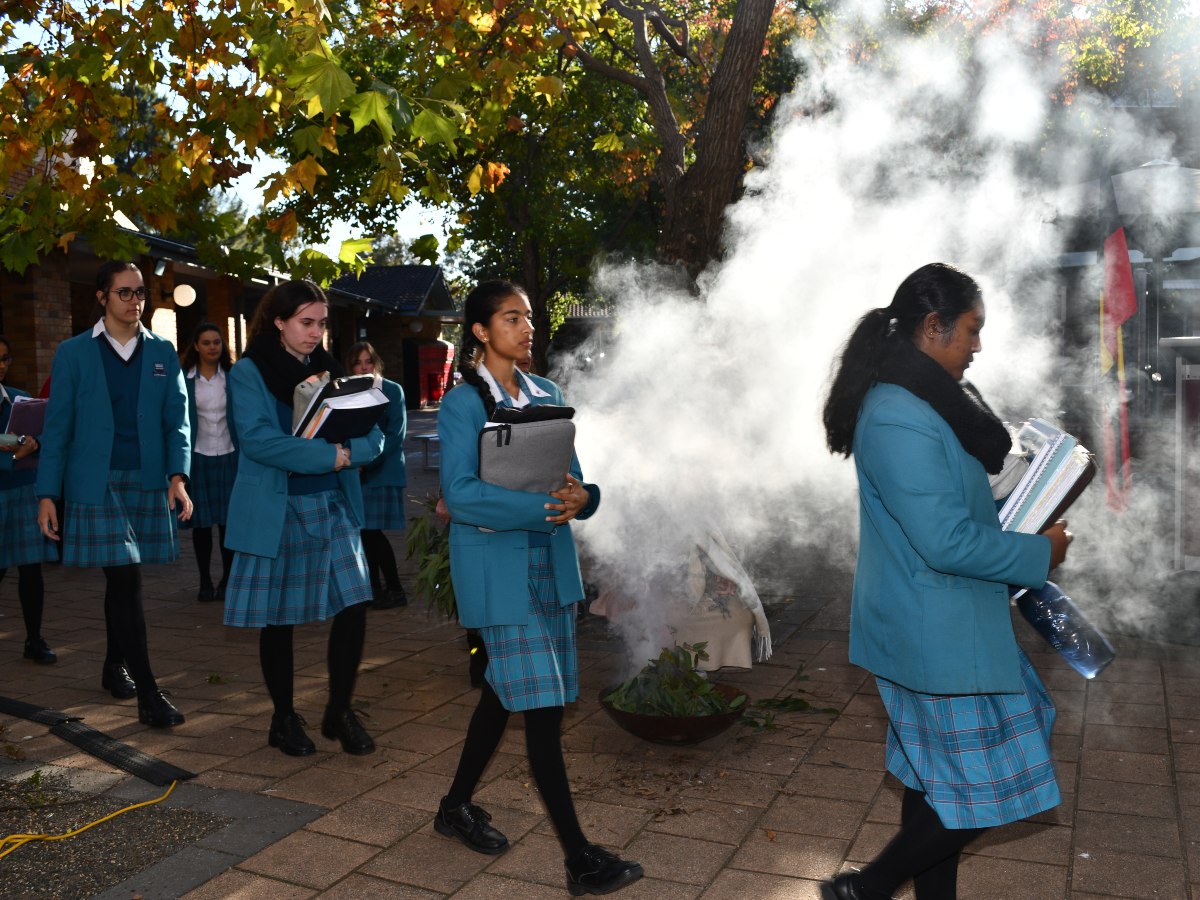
[223,358,383,560]
[36,329,190,504]
[850,383,1051,695]
[438,375,599,629]
[360,378,407,489]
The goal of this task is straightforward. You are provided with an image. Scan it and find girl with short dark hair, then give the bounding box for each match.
[36,260,192,728]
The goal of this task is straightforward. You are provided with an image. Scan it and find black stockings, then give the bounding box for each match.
[192,525,232,588]
[259,603,367,719]
[858,787,985,900]
[101,564,157,695]
[446,680,588,858]
[0,564,45,641]
[360,529,399,589]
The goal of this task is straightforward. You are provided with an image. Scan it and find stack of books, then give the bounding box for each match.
[292,374,388,443]
[998,419,1096,535]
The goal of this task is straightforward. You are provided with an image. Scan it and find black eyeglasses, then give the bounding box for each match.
[108,287,148,301]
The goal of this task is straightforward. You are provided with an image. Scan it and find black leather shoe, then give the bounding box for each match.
[820,872,880,900]
[268,712,316,756]
[433,798,509,855]
[196,585,217,602]
[565,844,643,896]
[23,637,57,665]
[138,691,185,728]
[369,584,407,610]
[216,577,228,602]
[321,707,375,755]
[101,663,137,699]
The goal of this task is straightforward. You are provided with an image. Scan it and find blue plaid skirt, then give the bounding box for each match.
[63,471,179,568]
[182,451,236,529]
[223,489,372,628]
[361,483,406,531]
[0,483,57,568]
[480,546,579,712]
[878,648,1060,829]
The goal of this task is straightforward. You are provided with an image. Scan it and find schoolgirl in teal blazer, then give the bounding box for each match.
[36,330,190,505]
[819,263,1071,900]
[432,281,641,897]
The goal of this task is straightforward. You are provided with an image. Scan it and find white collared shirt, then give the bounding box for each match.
[92,318,145,362]
[478,363,551,413]
[189,367,235,456]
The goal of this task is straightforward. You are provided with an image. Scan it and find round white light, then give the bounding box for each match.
[173,284,197,307]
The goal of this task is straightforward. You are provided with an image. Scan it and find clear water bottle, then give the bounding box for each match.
[1016,581,1116,680]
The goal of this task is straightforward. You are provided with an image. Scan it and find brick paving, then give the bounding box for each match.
[0,410,1197,898]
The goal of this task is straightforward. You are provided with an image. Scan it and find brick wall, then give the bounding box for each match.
[0,252,73,393]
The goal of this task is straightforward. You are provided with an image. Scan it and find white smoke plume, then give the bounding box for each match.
[560,4,1194,668]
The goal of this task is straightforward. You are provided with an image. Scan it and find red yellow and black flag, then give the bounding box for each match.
[1098,174,1137,512]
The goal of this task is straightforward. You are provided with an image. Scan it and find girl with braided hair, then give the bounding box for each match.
[433,280,643,896]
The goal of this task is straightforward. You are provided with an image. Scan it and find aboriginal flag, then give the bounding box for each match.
[1098,175,1136,511]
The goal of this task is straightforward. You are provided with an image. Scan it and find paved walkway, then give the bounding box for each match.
[1,411,1197,898]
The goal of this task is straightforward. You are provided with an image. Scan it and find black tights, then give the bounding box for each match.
[0,564,45,642]
[858,787,985,900]
[360,530,399,589]
[446,679,588,859]
[192,525,233,588]
[101,564,157,696]
[259,603,367,719]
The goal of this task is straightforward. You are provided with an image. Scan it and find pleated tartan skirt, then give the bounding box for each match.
[62,470,179,568]
[361,483,406,531]
[223,489,372,628]
[183,451,236,529]
[480,546,579,712]
[0,483,57,568]
[877,647,1060,829]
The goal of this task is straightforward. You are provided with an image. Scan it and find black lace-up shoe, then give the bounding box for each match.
[269,713,315,756]
[433,798,509,855]
[321,707,375,755]
[23,637,56,665]
[564,844,643,895]
[138,691,185,728]
[820,872,882,900]
[101,663,137,699]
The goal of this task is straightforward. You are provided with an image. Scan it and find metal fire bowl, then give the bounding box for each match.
[598,682,747,745]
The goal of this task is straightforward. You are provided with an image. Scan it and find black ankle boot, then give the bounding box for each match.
[564,844,643,896]
[101,663,137,699]
[268,712,315,756]
[434,797,509,854]
[138,691,185,728]
[23,637,56,665]
[321,707,374,755]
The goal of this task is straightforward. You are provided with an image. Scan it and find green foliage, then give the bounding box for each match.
[604,643,747,718]
[405,494,456,621]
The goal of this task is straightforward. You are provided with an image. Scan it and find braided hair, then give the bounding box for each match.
[458,280,529,420]
[823,263,982,456]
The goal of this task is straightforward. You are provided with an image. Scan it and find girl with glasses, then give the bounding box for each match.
[36,260,192,728]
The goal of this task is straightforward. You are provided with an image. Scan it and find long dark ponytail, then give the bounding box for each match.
[823,263,982,456]
[458,280,528,420]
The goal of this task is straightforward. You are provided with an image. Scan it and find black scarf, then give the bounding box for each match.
[875,338,1011,474]
[242,332,343,408]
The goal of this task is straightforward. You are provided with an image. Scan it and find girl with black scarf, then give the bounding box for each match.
[223,281,384,757]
